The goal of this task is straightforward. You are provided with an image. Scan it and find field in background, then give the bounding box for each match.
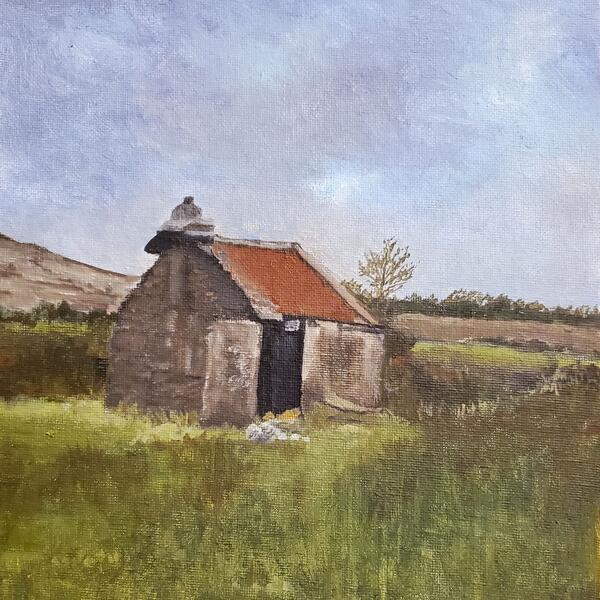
[1,396,598,599]
[396,313,600,354]
[387,340,600,417]
[413,341,600,370]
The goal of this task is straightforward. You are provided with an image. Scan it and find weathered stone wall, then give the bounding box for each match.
[107,245,259,418]
[301,320,385,412]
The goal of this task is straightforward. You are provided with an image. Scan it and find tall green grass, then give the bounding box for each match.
[0,322,91,336]
[0,397,597,599]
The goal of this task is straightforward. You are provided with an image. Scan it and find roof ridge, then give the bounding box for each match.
[214,236,295,249]
[294,247,380,326]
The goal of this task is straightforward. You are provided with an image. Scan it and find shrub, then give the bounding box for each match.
[0,323,111,398]
[384,327,417,358]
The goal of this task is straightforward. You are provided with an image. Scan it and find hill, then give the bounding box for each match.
[0,233,138,312]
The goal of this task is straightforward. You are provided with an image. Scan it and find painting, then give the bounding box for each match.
[1,2,599,598]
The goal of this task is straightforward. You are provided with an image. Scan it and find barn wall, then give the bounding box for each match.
[201,320,262,425]
[301,320,385,412]
[107,245,258,417]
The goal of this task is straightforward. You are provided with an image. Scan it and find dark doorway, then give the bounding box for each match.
[257,319,305,416]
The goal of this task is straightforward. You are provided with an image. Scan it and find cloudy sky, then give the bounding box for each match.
[1,1,599,305]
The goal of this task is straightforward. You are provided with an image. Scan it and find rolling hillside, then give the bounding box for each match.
[0,233,138,312]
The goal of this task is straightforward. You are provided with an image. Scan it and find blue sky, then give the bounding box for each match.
[1,1,599,305]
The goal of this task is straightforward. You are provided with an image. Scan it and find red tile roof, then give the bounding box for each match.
[212,240,377,325]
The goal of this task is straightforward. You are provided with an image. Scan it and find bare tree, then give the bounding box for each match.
[344,238,415,301]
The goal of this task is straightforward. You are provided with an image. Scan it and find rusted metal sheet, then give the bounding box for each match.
[213,241,370,324]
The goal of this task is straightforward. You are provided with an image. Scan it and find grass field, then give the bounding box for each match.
[1,396,599,599]
[0,322,92,336]
[412,341,600,370]
[396,313,600,354]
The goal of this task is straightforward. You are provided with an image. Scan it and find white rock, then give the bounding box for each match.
[245,421,288,443]
[245,423,265,442]
[245,421,310,444]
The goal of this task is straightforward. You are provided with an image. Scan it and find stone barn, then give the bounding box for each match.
[107,197,385,425]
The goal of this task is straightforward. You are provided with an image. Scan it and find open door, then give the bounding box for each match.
[257,319,305,416]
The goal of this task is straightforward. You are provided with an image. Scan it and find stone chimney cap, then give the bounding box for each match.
[159,196,215,235]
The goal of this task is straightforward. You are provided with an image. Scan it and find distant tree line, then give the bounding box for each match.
[365,290,600,326]
[344,238,600,327]
[0,301,116,325]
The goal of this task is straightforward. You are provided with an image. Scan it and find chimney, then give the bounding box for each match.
[145,196,216,254]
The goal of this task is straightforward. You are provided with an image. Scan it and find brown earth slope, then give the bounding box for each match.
[0,234,138,312]
[395,313,600,354]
